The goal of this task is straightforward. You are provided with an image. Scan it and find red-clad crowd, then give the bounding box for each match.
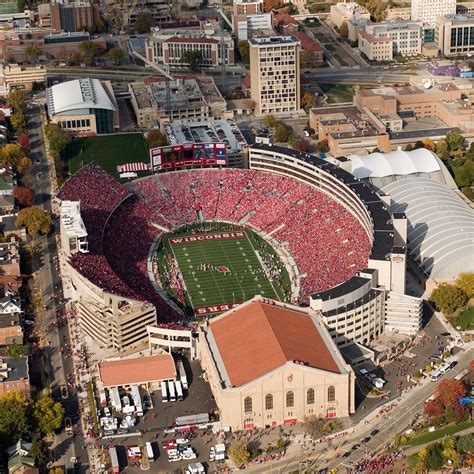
[58,164,372,323]
[131,169,371,302]
[348,451,405,473]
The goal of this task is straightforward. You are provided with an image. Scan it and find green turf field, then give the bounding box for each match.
[63,133,149,178]
[157,223,290,316]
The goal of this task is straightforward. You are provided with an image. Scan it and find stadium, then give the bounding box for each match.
[58,143,413,355]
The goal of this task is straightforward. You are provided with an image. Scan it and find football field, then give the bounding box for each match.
[166,230,280,315]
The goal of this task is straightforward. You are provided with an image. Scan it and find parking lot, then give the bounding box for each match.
[96,358,221,472]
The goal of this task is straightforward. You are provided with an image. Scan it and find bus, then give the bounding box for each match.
[168,380,176,402]
[145,442,154,461]
[161,381,168,403]
[175,380,184,401]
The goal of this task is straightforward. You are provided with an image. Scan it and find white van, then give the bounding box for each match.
[145,442,154,461]
[431,370,442,382]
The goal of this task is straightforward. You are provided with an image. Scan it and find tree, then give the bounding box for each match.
[423,442,444,470]
[229,441,251,465]
[404,143,413,151]
[238,40,250,64]
[455,159,474,188]
[134,12,155,34]
[436,379,467,407]
[146,130,167,149]
[301,91,316,112]
[7,343,24,357]
[339,21,349,38]
[303,415,325,439]
[13,187,34,207]
[264,114,277,128]
[30,438,47,466]
[436,139,450,159]
[10,113,26,134]
[16,156,33,175]
[33,396,64,435]
[0,392,29,445]
[293,138,310,152]
[16,206,53,235]
[457,433,474,453]
[446,131,464,151]
[24,45,42,63]
[79,41,100,66]
[181,50,203,72]
[424,398,444,418]
[107,47,124,65]
[44,123,70,155]
[422,137,434,150]
[413,140,424,149]
[0,143,25,171]
[8,89,27,112]
[430,283,468,315]
[443,403,469,424]
[18,132,29,150]
[456,272,474,298]
[274,123,292,142]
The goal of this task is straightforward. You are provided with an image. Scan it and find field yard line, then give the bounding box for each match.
[169,243,196,310]
[197,243,227,303]
[216,239,247,302]
[245,230,280,300]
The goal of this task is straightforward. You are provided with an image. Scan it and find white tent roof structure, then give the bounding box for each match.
[383,177,474,281]
[348,148,457,190]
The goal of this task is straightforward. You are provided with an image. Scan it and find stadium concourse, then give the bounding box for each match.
[58,163,372,325]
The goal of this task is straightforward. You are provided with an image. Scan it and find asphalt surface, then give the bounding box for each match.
[26,104,87,472]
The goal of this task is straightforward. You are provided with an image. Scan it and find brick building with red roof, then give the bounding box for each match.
[199,296,355,430]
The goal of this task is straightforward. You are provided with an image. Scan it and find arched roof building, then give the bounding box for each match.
[382,177,474,281]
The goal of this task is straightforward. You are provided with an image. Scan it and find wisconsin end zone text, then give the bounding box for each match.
[169,231,246,245]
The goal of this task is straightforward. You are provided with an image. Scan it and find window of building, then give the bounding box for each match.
[328,386,335,402]
[307,388,315,405]
[286,391,294,408]
[244,396,252,414]
[265,394,273,410]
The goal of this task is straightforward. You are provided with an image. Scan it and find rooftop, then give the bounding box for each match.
[164,118,247,153]
[98,353,176,387]
[360,31,391,43]
[60,201,88,239]
[46,77,116,116]
[0,356,28,383]
[291,31,323,52]
[130,76,225,113]
[208,297,342,388]
[249,35,300,46]
[441,14,474,23]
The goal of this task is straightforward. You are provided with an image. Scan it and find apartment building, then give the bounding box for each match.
[249,36,300,115]
[411,0,456,25]
[437,15,474,56]
[365,21,423,57]
[358,31,393,61]
[145,20,234,67]
[0,357,30,397]
[232,0,264,33]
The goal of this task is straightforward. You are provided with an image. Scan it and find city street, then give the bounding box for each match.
[26,104,87,472]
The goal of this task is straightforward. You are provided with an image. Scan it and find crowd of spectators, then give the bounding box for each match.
[349,451,405,473]
[131,169,372,302]
[59,164,372,321]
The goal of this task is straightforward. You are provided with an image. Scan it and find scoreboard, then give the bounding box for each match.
[149,142,227,171]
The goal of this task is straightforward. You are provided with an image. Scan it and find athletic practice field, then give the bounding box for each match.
[157,224,289,316]
[64,133,149,177]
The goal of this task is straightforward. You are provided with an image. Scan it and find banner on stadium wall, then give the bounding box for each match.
[149,142,227,171]
[117,162,150,173]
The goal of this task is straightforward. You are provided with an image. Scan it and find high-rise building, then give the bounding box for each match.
[411,0,456,26]
[249,36,300,115]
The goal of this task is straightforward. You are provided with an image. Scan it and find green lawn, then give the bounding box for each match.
[157,223,290,316]
[63,133,149,178]
[451,306,474,331]
[319,83,354,103]
[406,420,474,446]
